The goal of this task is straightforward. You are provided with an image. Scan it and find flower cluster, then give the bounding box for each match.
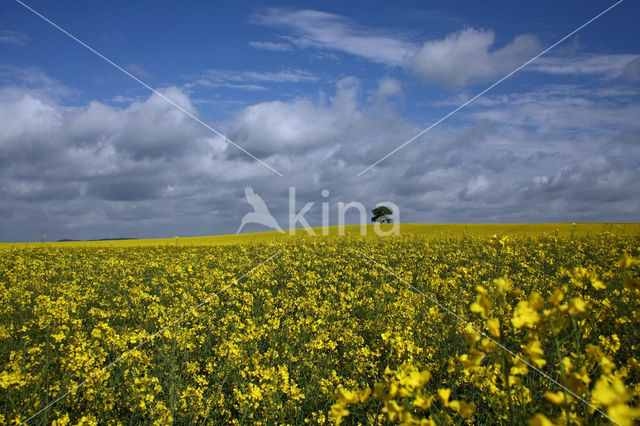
[0,230,638,424]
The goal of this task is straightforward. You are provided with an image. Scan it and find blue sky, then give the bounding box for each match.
[1,0,639,241]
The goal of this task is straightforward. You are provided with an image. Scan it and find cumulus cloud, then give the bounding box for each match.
[611,128,640,145]
[376,78,404,100]
[484,150,516,172]
[460,175,490,199]
[0,82,283,240]
[407,28,540,87]
[63,87,203,161]
[1,64,639,241]
[253,9,548,88]
[227,77,399,156]
[254,9,636,89]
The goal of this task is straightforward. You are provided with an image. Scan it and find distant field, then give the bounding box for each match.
[2,223,639,247]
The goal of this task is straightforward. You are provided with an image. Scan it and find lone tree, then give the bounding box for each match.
[371,205,393,223]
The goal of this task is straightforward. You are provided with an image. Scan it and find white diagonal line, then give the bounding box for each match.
[15,0,283,177]
[357,0,625,176]
[20,249,283,425]
[357,249,621,426]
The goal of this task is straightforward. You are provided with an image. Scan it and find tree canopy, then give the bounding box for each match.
[372,206,393,221]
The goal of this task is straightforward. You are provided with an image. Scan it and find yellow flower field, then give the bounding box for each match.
[1,224,639,424]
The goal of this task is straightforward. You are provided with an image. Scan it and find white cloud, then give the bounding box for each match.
[254,9,546,88]
[227,77,373,156]
[110,94,142,103]
[529,54,640,78]
[189,80,268,91]
[461,175,490,199]
[185,68,318,91]
[238,69,318,83]
[0,92,61,142]
[469,89,640,136]
[0,80,289,240]
[619,57,640,81]
[2,64,639,241]
[376,78,404,99]
[408,28,540,87]
[252,8,640,91]
[0,64,76,99]
[253,9,415,64]
[0,30,30,46]
[249,41,293,51]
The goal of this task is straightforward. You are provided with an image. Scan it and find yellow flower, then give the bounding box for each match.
[528,291,545,310]
[567,297,587,315]
[618,253,638,269]
[458,348,486,369]
[359,388,372,403]
[449,400,476,418]
[463,325,481,346]
[382,400,404,421]
[328,402,349,424]
[51,413,71,426]
[401,370,430,390]
[591,375,630,407]
[493,277,512,294]
[523,338,546,368]
[486,318,500,337]
[607,403,640,426]
[544,390,570,405]
[470,293,493,319]
[570,267,589,288]
[414,392,434,409]
[479,337,497,352]
[335,388,359,404]
[6,223,640,424]
[437,388,451,407]
[512,300,541,329]
[528,413,554,426]
[510,357,529,376]
[561,356,573,374]
[591,276,606,290]
[51,330,66,343]
[548,285,567,306]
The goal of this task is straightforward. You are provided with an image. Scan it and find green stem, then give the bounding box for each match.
[572,317,584,419]
[502,350,515,424]
[549,315,571,426]
[499,320,515,424]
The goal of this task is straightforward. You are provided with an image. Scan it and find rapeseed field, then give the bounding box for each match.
[1,225,639,424]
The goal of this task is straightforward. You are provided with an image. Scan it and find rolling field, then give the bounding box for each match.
[4,223,640,247]
[1,224,640,424]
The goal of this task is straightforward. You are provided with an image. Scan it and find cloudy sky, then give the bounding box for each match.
[1,0,639,241]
